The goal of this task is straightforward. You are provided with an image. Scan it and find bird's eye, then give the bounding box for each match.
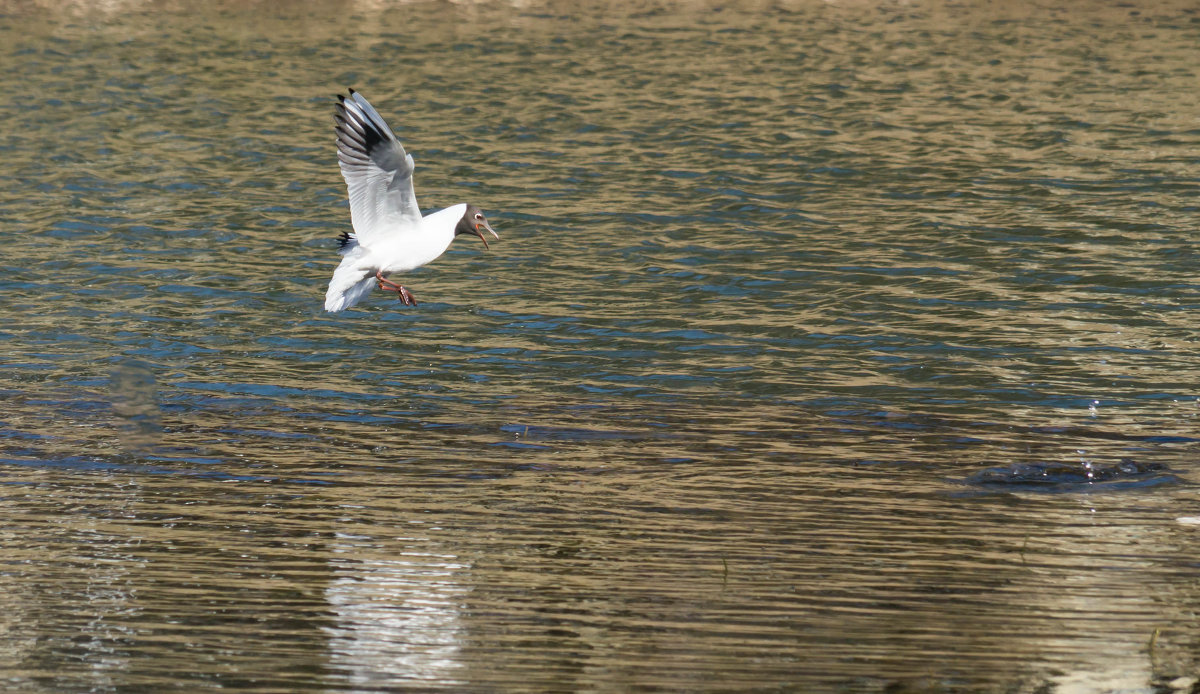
[475,213,483,220]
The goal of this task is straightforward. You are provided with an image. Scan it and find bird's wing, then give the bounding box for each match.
[333,90,423,245]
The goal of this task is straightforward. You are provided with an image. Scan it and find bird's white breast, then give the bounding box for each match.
[374,203,466,274]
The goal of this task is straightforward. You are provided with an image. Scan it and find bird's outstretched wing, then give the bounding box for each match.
[333,90,422,246]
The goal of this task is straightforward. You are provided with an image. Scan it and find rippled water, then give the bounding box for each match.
[2,0,1200,691]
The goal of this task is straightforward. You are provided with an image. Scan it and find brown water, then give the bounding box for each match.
[2,0,1200,691]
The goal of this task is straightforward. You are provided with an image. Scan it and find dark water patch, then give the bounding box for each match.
[963,459,1182,493]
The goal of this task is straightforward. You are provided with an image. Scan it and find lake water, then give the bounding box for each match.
[2,0,1200,691]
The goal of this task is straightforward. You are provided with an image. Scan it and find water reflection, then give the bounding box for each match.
[326,534,469,687]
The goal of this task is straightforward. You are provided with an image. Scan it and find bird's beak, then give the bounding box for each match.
[474,220,500,249]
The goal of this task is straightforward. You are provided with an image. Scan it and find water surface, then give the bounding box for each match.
[2,0,1200,691]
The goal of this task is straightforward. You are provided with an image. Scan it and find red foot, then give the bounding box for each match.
[375,270,418,306]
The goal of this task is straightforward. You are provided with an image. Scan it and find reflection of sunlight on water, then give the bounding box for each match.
[0,503,139,693]
[1032,504,1170,694]
[325,535,468,688]
[1052,671,1152,694]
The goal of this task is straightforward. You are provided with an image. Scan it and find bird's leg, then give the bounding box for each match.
[374,269,398,291]
[375,270,418,306]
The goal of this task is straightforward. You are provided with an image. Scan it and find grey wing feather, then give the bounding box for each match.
[333,90,422,245]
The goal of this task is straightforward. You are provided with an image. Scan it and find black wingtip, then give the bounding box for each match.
[337,231,355,250]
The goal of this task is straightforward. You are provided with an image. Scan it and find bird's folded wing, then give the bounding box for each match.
[334,90,423,245]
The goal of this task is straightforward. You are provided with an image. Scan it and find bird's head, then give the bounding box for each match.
[455,205,500,249]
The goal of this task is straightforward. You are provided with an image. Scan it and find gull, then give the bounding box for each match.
[324,89,499,312]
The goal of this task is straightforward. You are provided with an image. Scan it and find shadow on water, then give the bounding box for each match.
[108,359,162,454]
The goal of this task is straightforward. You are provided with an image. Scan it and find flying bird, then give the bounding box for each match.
[324,89,499,312]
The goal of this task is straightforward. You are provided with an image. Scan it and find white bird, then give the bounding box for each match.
[324,89,499,312]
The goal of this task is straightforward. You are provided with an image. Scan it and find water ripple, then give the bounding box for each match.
[1,1,1200,692]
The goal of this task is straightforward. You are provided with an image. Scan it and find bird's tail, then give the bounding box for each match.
[325,261,376,312]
